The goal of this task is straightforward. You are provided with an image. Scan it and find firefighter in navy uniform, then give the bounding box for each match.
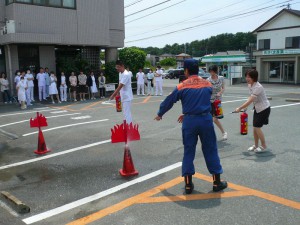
[154,59,227,194]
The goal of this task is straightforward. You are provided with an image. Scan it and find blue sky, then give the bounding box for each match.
[124,0,300,47]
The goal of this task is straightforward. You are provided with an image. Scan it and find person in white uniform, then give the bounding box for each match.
[49,72,61,104]
[136,68,145,96]
[155,66,163,96]
[109,60,133,124]
[146,69,154,95]
[25,69,35,104]
[36,68,46,101]
[60,72,68,102]
[45,67,50,98]
[17,75,27,109]
[88,71,98,100]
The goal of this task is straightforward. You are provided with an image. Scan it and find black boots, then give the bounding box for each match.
[213,174,228,192]
[184,175,194,194]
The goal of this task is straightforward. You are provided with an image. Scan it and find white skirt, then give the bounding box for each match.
[49,83,58,95]
[91,83,98,93]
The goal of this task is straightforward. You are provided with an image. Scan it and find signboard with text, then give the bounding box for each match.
[263,49,300,55]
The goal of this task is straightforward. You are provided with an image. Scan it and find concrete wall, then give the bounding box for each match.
[0,0,5,28]
[39,46,56,72]
[0,0,124,47]
[5,44,19,94]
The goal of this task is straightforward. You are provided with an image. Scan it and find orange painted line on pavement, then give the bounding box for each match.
[66,177,183,225]
[138,191,251,204]
[142,96,151,103]
[80,101,104,111]
[194,173,300,210]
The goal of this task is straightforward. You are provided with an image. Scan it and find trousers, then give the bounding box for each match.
[155,80,163,95]
[137,83,144,95]
[60,86,67,101]
[38,86,46,101]
[122,101,132,124]
[182,114,223,176]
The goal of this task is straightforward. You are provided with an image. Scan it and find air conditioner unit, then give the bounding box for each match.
[6,20,15,34]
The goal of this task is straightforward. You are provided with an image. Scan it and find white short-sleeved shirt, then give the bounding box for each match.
[61,76,67,86]
[120,70,133,102]
[249,82,270,113]
[14,75,20,87]
[36,73,46,86]
[136,72,145,84]
[25,73,34,87]
[155,69,163,82]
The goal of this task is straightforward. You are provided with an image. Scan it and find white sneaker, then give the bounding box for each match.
[222,132,228,141]
[248,145,257,151]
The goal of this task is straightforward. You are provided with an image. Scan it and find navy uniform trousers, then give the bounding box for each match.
[182,114,223,176]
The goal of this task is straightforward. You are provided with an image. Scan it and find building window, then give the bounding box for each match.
[5,0,76,9]
[258,39,270,50]
[286,36,300,49]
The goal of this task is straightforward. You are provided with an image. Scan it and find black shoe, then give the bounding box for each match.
[185,183,194,194]
[213,181,228,192]
[184,175,194,194]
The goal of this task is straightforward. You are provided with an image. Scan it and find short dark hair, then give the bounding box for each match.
[184,59,199,75]
[157,65,161,69]
[245,69,258,82]
[208,65,218,73]
[116,60,124,66]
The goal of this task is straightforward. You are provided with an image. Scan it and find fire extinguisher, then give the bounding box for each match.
[115,95,122,112]
[213,99,224,119]
[240,111,248,135]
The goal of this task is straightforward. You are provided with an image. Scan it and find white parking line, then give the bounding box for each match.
[0,113,81,128]
[0,139,111,171]
[71,115,92,120]
[0,109,56,118]
[222,99,247,103]
[271,103,300,109]
[50,110,68,114]
[22,162,182,225]
[22,119,109,137]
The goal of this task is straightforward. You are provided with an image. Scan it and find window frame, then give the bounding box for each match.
[285,36,300,49]
[258,39,271,50]
[5,0,76,9]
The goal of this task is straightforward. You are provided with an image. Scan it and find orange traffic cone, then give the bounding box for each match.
[34,128,51,155]
[119,145,138,177]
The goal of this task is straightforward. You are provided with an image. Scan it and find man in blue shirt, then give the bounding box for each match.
[154,59,227,194]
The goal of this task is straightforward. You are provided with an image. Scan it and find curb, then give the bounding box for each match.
[1,191,30,214]
[0,129,18,140]
[285,98,300,102]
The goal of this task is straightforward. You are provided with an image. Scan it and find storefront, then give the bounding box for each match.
[255,49,300,84]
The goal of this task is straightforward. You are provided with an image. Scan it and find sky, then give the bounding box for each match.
[124,0,300,48]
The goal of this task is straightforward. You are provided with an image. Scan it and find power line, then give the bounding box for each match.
[126,0,248,38]
[125,0,293,43]
[125,0,145,8]
[125,0,171,18]
[126,0,187,24]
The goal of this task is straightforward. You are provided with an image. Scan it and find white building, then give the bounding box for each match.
[253,9,300,84]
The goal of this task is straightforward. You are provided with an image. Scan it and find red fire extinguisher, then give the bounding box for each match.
[115,95,122,112]
[240,111,248,135]
[213,99,224,119]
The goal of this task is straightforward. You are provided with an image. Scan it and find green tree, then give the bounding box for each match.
[104,61,118,83]
[119,47,146,75]
[159,58,177,67]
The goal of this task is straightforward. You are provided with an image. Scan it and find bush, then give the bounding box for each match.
[159,58,177,67]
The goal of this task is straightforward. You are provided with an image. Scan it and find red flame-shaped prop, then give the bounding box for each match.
[111,120,140,144]
[111,120,140,177]
[30,112,48,128]
[30,112,50,155]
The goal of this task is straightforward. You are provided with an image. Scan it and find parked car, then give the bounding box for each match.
[167,69,184,79]
[199,72,210,79]
[162,69,171,79]
[198,68,205,76]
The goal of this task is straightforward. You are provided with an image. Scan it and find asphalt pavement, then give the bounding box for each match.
[0,79,300,225]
